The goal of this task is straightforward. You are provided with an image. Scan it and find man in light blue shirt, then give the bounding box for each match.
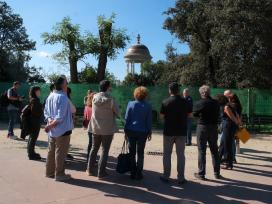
[44,76,74,182]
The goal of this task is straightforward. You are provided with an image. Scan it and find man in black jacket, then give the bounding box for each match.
[193,85,221,180]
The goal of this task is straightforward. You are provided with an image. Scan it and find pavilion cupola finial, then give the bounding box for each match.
[137,34,141,44]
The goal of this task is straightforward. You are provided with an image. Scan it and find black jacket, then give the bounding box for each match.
[193,97,220,125]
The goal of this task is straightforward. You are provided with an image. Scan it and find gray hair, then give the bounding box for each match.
[183,88,189,93]
[199,85,210,98]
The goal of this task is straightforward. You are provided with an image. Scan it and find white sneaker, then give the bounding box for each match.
[9,135,18,140]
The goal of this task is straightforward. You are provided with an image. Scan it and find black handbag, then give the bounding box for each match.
[116,139,131,174]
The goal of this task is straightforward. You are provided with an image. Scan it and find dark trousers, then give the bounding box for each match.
[87,132,92,161]
[87,134,113,177]
[8,109,18,136]
[186,117,193,144]
[27,127,40,157]
[196,124,220,176]
[219,120,236,167]
[127,130,148,176]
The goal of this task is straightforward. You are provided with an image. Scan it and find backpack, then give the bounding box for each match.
[0,91,9,107]
[20,104,31,121]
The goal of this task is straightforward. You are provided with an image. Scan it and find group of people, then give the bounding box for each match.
[3,76,243,184]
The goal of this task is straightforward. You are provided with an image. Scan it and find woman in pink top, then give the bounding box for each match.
[83,93,95,161]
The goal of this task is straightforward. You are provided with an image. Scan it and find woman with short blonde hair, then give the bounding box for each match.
[124,86,152,180]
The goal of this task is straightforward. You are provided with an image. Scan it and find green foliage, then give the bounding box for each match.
[0,1,36,82]
[164,0,272,88]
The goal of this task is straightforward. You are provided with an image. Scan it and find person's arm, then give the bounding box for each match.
[147,105,152,141]
[112,98,120,118]
[124,102,131,132]
[224,106,240,125]
[69,100,77,114]
[193,102,202,117]
[160,102,166,120]
[7,89,21,101]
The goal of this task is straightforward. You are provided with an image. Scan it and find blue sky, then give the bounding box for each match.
[6,0,189,80]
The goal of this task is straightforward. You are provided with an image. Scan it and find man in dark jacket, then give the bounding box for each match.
[160,82,188,185]
[193,85,221,180]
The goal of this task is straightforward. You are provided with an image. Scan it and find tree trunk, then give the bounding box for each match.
[68,41,78,83]
[97,22,112,82]
[69,56,78,83]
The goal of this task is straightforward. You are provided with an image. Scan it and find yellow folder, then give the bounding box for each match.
[236,128,251,144]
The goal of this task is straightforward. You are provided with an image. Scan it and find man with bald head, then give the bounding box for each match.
[224,90,233,100]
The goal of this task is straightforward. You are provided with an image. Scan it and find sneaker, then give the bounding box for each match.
[178,179,188,185]
[194,173,206,180]
[29,153,41,161]
[55,174,72,182]
[160,175,170,183]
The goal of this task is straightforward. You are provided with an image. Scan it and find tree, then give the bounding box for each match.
[42,17,98,83]
[78,65,117,84]
[94,15,130,82]
[164,0,272,88]
[0,1,36,82]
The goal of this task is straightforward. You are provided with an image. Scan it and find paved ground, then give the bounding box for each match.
[0,124,271,204]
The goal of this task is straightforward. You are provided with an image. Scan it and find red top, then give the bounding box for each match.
[84,106,92,121]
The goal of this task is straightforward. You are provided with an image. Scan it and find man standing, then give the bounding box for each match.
[160,82,188,185]
[44,76,74,182]
[193,85,221,180]
[86,80,120,179]
[7,81,23,139]
[183,88,193,146]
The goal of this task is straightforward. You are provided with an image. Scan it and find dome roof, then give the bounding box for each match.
[124,35,152,63]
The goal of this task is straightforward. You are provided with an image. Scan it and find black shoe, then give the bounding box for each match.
[185,143,192,146]
[160,176,169,183]
[66,154,74,160]
[214,174,223,179]
[130,174,136,180]
[178,179,188,185]
[136,173,143,180]
[194,173,206,180]
[29,154,41,161]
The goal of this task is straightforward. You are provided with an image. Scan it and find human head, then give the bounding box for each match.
[230,94,241,104]
[183,88,189,98]
[99,80,111,92]
[86,92,95,107]
[134,86,148,101]
[13,81,21,89]
[29,86,41,99]
[169,82,179,95]
[215,93,228,106]
[49,84,55,92]
[54,76,68,91]
[224,89,233,99]
[87,89,93,96]
[199,85,211,99]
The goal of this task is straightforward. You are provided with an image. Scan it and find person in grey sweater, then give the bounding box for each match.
[86,80,119,179]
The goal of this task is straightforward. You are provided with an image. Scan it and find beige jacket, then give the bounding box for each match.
[91,92,120,135]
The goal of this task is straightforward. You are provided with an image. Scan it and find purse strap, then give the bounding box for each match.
[121,139,129,154]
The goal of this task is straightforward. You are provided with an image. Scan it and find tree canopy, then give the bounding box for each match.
[163,0,272,88]
[0,1,39,82]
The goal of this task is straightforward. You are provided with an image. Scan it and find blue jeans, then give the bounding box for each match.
[186,117,193,144]
[8,109,18,136]
[127,130,148,176]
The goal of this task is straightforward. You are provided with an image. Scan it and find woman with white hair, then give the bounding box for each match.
[193,85,221,180]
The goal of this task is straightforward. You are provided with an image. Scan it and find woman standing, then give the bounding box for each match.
[84,93,95,161]
[27,86,43,160]
[124,86,152,180]
[219,97,241,169]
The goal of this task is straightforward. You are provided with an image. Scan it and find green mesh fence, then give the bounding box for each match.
[0,82,272,128]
